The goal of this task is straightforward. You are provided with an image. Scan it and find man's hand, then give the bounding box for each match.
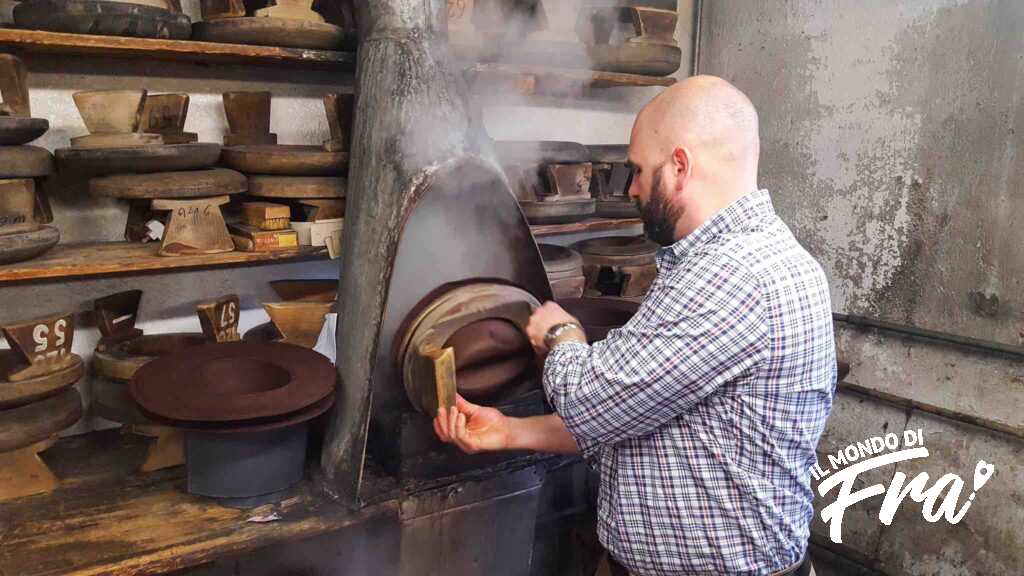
[525,301,583,355]
[434,394,511,454]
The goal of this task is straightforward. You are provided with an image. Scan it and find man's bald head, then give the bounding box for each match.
[627,76,761,244]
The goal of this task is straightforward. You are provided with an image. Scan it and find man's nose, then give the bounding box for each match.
[627,177,640,200]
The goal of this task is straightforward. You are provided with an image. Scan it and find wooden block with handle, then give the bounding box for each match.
[93,289,144,343]
[242,201,290,230]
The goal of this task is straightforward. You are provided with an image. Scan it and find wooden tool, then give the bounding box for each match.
[229,224,299,252]
[254,0,324,22]
[247,175,345,198]
[199,0,246,20]
[222,91,277,147]
[587,145,637,218]
[0,179,36,231]
[197,294,242,343]
[0,312,83,409]
[322,92,354,152]
[192,17,347,50]
[263,301,334,348]
[71,90,164,149]
[0,224,59,264]
[12,0,192,40]
[507,161,595,224]
[141,93,197,145]
[221,145,346,176]
[151,195,234,256]
[0,145,54,178]
[1,312,77,381]
[0,388,81,502]
[55,142,221,176]
[0,53,31,117]
[241,201,290,230]
[539,243,585,299]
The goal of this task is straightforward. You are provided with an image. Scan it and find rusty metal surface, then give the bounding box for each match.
[701,0,1024,347]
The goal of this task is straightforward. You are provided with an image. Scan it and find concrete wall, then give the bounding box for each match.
[700,1,1024,574]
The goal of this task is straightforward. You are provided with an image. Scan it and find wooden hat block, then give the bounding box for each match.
[0,54,50,146]
[91,292,240,472]
[0,313,83,502]
[577,5,680,76]
[254,0,323,22]
[322,92,353,153]
[222,91,277,147]
[263,301,334,348]
[71,90,163,149]
[141,93,197,145]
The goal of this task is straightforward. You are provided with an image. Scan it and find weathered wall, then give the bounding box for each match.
[700,1,1024,574]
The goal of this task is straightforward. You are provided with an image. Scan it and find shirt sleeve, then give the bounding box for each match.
[542,252,769,454]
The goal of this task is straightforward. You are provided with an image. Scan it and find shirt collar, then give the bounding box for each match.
[656,189,775,269]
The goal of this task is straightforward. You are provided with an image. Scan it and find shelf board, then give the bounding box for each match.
[531,217,642,237]
[465,62,675,96]
[0,28,356,70]
[0,242,328,284]
[0,218,636,284]
[0,430,397,576]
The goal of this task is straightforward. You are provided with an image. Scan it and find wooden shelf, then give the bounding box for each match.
[466,63,675,96]
[531,217,642,237]
[0,28,356,70]
[0,430,396,576]
[0,218,636,284]
[0,242,328,284]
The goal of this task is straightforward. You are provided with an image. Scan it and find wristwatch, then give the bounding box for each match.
[544,322,584,349]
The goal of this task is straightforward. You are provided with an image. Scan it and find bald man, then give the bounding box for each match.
[435,76,835,576]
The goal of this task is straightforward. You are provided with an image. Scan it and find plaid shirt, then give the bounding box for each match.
[544,189,836,575]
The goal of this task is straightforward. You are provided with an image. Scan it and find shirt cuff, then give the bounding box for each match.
[543,341,603,459]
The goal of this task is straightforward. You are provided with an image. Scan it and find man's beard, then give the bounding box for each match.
[637,170,683,247]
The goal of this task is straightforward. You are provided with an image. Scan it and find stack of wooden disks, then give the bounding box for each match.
[192,0,349,50]
[91,291,240,472]
[496,140,596,225]
[56,90,244,256]
[220,91,350,250]
[538,243,586,299]
[244,279,337,348]
[0,313,83,502]
[573,235,658,300]
[13,0,191,39]
[0,54,60,265]
[587,144,639,218]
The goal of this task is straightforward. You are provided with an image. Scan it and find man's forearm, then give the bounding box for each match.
[506,413,579,454]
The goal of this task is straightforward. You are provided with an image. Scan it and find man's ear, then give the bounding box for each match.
[672,147,692,191]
